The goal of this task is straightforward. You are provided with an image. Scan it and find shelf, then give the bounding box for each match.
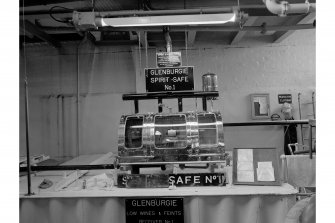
[222,120,309,127]
[122,91,219,101]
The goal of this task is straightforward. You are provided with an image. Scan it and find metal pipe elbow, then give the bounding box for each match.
[263,0,289,16]
[263,0,315,16]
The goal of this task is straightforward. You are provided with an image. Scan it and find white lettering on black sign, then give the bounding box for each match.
[169,173,226,187]
[278,94,292,104]
[145,67,194,92]
[125,198,184,223]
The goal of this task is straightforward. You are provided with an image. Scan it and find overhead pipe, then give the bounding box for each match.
[42,23,315,33]
[263,0,316,16]
[76,34,87,157]
[20,164,115,172]
[24,78,33,195]
[163,27,172,52]
[222,119,309,127]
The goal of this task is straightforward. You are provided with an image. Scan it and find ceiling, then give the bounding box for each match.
[19,0,316,48]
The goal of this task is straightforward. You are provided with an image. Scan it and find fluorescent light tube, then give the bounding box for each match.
[98,13,236,27]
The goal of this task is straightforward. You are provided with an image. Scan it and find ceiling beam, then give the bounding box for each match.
[273,12,315,43]
[20,20,61,48]
[20,0,80,7]
[187,31,197,46]
[230,17,258,45]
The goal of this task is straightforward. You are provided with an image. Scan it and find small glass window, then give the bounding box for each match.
[154,115,187,149]
[125,116,143,149]
[198,113,217,146]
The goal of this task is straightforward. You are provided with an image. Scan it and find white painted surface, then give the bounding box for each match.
[20,154,297,198]
[20,181,297,198]
[20,195,296,223]
[19,154,297,223]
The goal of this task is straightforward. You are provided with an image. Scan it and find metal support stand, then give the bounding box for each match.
[178,98,183,112]
[202,97,207,111]
[24,79,33,196]
[158,98,163,113]
[311,92,315,119]
[20,164,115,172]
[134,100,139,113]
[308,119,316,159]
[123,91,219,114]
[298,93,304,145]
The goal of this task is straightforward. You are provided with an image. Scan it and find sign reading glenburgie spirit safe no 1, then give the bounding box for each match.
[125,197,184,223]
[145,66,194,92]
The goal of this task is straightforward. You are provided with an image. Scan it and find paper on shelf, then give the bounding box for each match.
[258,161,273,169]
[237,161,254,171]
[257,167,275,181]
[259,97,268,114]
[237,170,254,182]
[238,149,253,162]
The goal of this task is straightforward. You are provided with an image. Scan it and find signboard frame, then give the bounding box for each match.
[278,94,292,104]
[145,66,194,92]
[156,52,182,68]
[125,197,184,223]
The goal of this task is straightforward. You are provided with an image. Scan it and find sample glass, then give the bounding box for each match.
[154,115,187,149]
[125,116,143,149]
[198,113,217,147]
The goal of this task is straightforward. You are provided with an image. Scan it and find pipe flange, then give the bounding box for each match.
[281,1,289,16]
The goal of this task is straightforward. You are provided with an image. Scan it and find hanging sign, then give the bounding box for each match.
[156,52,182,67]
[278,94,292,104]
[145,66,194,92]
[125,197,184,223]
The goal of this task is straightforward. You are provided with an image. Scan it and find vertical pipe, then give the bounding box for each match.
[76,36,86,157]
[311,91,315,119]
[138,32,142,77]
[185,31,188,66]
[164,27,172,53]
[62,96,65,156]
[77,44,80,157]
[57,95,61,157]
[145,31,148,68]
[298,93,303,145]
[309,124,313,159]
[24,78,33,195]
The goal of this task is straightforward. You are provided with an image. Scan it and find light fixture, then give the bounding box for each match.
[96,13,236,27]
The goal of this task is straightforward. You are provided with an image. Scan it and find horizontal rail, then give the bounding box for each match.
[294,150,316,155]
[19,164,115,172]
[122,91,219,100]
[222,120,310,127]
[119,160,226,165]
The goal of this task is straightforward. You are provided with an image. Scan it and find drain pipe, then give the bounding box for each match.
[263,0,316,16]
[76,33,88,157]
[163,27,172,52]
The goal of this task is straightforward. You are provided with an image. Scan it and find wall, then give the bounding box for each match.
[20,41,135,158]
[19,29,315,159]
